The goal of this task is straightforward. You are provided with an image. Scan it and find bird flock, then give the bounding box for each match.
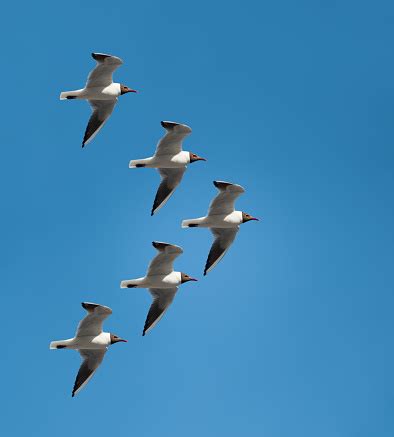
[51,53,259,397]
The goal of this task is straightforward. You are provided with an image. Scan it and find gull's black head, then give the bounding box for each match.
[189,152,207,163]
[110,333,127,344]
[242,212,259,223]
[180,272,198,284]
[120,84,137,95]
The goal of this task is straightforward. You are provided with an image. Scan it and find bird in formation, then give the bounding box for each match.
[53,52,260,398]
[129,121,206,215]
[120,241,197,336]
[60,52,137,147]
[182,181,259,275]
[49,302,127,397]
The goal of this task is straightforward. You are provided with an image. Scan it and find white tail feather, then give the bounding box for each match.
[59,90,82,100]
[129,159,150,168]
[50,340,68,349]
[120,279,141,288]
[182,219,197,228]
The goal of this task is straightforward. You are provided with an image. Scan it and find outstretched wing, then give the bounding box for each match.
[82,100,117,147]
[143,288,178,336]
[72,349,107,397]
[86,53,123,88]
[147,241,183,276]
[154,121,192,156]
[204,227,239,275]
[151,167,186,215]
[208,181,245,216]
[76,302,112,337]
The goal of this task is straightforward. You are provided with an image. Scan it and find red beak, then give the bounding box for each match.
[189,277,198,282]
[119,339,128,342]
[250,217,259,221]
[127,88,137,93]
[197,156,207,161]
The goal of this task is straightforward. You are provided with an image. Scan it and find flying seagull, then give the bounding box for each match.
[49,302,127,397]
[182,181,259,275]
[60,52,137,147]
[129,121,206,215]
[120,241,197,335]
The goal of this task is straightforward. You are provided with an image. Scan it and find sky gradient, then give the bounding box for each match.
[1,1,393,436]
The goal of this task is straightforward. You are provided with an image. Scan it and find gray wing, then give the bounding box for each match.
[204,227,239,275]
[76,302,112,337]
[143,288,178,336]
[151,167,186,215]
[82,100,117,147]
[147,241,183,276]
[208,181,245,216]
[72,349,106,397]
[86,53,123,88]
[154,121,192,156]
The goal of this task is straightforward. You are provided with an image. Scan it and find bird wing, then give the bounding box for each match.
[86,53,123,88]
[72,349,107,397]
[154,121,192,156]
[82,100,117,147]
[204,227,239,275]
[208,181,245,216]
[151,167,186,215]
[76,302,112,337]
[147,241,183,276]
[143,288,178,336]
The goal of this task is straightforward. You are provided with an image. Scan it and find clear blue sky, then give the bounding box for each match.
[1,1,393,436]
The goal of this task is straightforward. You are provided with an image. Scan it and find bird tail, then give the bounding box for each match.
[49,340,70,349]
[181,219,201,228]
[59,90,82,100]
[129,159,149,168]
[120,278,142,288]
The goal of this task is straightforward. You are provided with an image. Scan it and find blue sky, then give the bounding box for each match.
[1,0,393,436]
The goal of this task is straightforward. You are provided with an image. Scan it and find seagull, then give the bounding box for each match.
[129,121,206,215]
[49,302,127,397]
[181,181,259,275]
[60,53,137,147]
[120,241,198,335]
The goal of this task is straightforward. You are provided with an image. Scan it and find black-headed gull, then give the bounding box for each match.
[49,302,127,397]
[129,121,206,215]
[60,53,137,147]
[182,181,259,275]
[120,241,197,335]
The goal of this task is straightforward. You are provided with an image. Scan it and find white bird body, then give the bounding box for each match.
[120,242,197,335]
[182,181,258,275]
[129,151,191,168]
[50,332,111,350]
[128,121,205,215]
[120,271,182,289]
[59,53,136,147]
[60,83,122,101]
[49,303,126,397]
[182,211,243,228]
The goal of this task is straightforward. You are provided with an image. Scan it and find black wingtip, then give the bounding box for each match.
[151,210,155,216]
[142,331,146,337]
[160,121,179,130]
[72,392,75,398]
